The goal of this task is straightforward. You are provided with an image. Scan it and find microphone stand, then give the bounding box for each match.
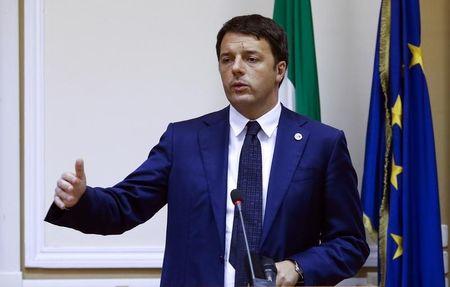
[236,203,257,283]
[237,203,275,286]
[232,189,275,287]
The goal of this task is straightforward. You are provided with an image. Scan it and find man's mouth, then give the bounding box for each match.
[231,82,249,92]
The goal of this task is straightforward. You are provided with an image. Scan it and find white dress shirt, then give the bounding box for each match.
[224,102,282,287]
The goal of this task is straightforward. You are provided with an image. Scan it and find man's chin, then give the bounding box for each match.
[228,96,262,117]
[227,93,255,106]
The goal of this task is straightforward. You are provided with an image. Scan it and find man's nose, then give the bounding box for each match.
[231,57,245,76]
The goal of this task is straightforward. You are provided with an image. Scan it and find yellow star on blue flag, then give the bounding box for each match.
[390,233,403,260]
[391,95,402,128]
[390,157,403,190]
[361,0,444,286]
[408,43,424,69]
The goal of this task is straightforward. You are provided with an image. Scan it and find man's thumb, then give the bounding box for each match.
[75,159,85,179]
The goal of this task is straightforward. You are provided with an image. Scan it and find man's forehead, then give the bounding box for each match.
[220,33,267,52]
[222,33,259,42]
[227,38,259,44]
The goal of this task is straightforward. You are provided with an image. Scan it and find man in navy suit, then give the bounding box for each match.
[46,14,369,286]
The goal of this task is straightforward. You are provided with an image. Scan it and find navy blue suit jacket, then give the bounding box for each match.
[45,106,369,286]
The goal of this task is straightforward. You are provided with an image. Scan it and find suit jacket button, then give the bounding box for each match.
[219,255,224,263]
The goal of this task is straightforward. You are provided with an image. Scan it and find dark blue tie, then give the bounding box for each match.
[229,121,263,287]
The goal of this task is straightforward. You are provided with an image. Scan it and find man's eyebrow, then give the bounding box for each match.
[242,49,261,55]
[219,52,232,58]
[219,49,261,58]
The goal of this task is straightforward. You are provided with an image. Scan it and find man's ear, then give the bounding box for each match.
[276,61,287,83]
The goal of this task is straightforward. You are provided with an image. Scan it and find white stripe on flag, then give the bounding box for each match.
[278,74,296,111]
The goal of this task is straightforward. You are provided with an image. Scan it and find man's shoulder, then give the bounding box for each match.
[283,108,349,162]
[167,105,345,140]
[281,106,342,139]
[170,106,229,130]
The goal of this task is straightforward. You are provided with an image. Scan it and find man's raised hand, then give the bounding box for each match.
[54,159,87,210]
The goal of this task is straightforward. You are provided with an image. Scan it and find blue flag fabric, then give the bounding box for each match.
[361,0,445,286]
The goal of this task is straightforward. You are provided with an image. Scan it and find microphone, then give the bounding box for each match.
[231,189,276,287]
[261,256,277,282]
[230,188,243,206]
[230,189,256,283]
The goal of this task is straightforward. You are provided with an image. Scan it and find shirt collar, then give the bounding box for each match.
[229,102,281,138]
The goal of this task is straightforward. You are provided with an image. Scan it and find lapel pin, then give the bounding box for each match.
[294,133,303,141]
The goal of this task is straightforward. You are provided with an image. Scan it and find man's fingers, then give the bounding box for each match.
[53,159,86,210]
[54,195,66,210]
[55,187,73,202]
[275,262,281,286]
[275,261,298,287]
[57,178,73,192]
[275,275,288,287]
[75,159,85,179]
[61,172,79,185]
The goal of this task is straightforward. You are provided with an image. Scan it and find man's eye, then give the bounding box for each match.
[248,57,258,63]
[221,58,231,64]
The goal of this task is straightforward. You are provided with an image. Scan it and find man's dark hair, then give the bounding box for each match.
[216,14,288,67]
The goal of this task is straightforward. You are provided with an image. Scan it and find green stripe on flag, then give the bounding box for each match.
[273,0,321,121]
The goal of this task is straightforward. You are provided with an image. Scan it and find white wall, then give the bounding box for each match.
[43,0,275,249]
[23,0,381,274]
[312,0,381,190]
[26,0,276,269]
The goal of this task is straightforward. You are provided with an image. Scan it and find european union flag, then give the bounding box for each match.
[361,0,445,286]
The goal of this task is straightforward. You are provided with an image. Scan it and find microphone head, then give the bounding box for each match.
[230,189,243,205]
[261,256,277,273]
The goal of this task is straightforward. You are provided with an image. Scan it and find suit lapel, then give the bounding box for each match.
[198,107,230,251]
[261,107,310,246]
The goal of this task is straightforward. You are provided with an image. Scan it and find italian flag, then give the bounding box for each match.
[273,0,321,121]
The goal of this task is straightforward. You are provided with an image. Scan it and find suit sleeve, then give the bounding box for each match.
[44,123,174,235]
[290,131,369,286]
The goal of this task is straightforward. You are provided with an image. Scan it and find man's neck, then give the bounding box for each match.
[232,100,279,120]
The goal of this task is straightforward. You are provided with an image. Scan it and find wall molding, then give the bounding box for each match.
[22,0,443,272]
[23,0,165,268]
[0,0,21,284]
[22,277,374,287]
[21,0,377,267]
[23,278,160,287]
